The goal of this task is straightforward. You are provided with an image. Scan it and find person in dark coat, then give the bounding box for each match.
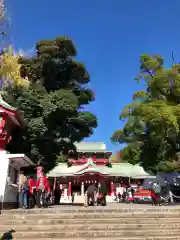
[71,191,75,205]
[54,181,61,205]
[151,182,161,206]
[28,176,36,208]
[87,184,97,206]
[97,183,107,206]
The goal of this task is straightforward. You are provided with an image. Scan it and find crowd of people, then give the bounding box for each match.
[17,169,107,208]
[17,170,165,208]
[18,171,109,208]
[18,171,51,209]
[115,181,162,206]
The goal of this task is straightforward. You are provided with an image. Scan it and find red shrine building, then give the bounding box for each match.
[47,142,150,203]
[0,98,24,150]
[0,97,34,209]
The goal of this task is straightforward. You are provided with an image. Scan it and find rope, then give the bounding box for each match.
[171,192,180,199]
[161,195,170,201]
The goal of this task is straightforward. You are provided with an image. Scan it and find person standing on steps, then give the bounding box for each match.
[18,171,28,209]
[97,182,107,206]
[151,182,162,206]
[127,187,134,204]
[71,191,75,205]
[36,173,50,208]
[28,176,37,208]
[54,181,61,205]
[87,184,97,206]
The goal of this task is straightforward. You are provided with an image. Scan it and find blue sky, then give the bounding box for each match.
[7,0,180,152]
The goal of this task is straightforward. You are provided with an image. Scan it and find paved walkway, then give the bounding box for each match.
[3,202,180,213]
[53,202,180,209]
[2,202,180,214]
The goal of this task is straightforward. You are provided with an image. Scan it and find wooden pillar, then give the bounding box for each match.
[68,181,71,196]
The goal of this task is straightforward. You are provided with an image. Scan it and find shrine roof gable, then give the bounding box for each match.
[0,97,24,127]
[0,97,16,112]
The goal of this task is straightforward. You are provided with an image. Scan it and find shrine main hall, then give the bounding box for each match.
[47,142,150,202]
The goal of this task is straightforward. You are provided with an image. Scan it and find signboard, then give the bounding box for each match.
[36,166,43,179]
[134,189,152,201]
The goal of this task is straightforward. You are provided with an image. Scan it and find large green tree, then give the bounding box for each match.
[3,37,97,172]
[111,54,180,173]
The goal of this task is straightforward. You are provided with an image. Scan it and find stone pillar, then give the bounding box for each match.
[84,192,88,207]
[67,181,71,197]
[64,189,67,197]
[111,181,114,196]
[81,182,84,195]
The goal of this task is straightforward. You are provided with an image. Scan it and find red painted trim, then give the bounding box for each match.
[69,158,88,164]
[0,107,16,116]
[70,158,109,165]
[93,159,109,164]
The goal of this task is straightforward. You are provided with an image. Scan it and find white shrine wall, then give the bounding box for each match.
[0,150,10,207]
[0,151,34,209]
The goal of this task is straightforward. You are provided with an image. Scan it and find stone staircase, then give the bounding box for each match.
[0,205,180,239]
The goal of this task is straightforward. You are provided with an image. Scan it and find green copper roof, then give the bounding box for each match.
[47,159,150,178]
[75,142,107,152]
[109,163,150,178]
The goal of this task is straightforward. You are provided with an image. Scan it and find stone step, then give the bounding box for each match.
[11,238,180,240]
[1,213,180,220]
[2,206,180,214]
[1,217,180,225]
[0,223,180,231]
[1,229,180,238]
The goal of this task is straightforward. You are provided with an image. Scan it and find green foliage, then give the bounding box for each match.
[111,54,180,173]
[106,162,112,168]
[56,154,68,163]
[4,37,97,172]
[120,146,141,165]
